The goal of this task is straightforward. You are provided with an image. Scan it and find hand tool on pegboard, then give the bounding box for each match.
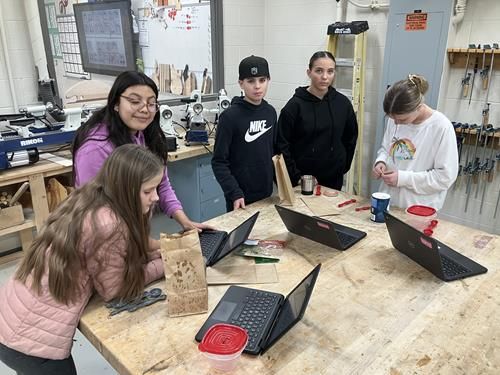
[495,192,500,219]
[481,44,497,108]
[491,132,500,218]
[464,118,485,212]
[479,44,491,90]
[457,122,468,161]
[465,62,493,212]
[452,122,463,190]
[474,124,493,199]
[457,123,475,192]
[461,44,475,98]
[453,122,463,159]
[468,48,480,106]
[463,123,477,169]
[479,127,499,214]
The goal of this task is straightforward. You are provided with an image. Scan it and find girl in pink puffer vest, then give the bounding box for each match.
[0,144,165,374]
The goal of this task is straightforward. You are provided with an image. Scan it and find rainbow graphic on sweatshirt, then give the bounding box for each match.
[389,138,416,162]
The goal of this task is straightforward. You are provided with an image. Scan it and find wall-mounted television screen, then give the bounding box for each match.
[73,0,135,76]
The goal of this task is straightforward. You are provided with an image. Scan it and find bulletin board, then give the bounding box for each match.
[56,14,90,79]
[43,0,62,58]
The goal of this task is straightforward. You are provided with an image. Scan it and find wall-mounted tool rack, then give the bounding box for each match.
[447,48,500,68]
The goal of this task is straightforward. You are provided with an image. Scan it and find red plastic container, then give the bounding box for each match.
[198,324,248,371]
[406,205,437,231]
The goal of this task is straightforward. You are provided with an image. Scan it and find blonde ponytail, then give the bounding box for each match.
[383,74,429,115]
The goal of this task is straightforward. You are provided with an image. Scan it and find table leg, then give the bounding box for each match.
[19,228,33,251]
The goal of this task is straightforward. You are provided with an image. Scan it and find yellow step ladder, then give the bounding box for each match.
[326,21,368,195]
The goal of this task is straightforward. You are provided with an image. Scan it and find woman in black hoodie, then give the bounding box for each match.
[276,51,358,190]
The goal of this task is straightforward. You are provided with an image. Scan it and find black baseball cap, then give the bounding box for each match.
[239,55,270,80]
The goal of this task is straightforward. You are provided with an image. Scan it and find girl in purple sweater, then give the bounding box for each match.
[0,145,165,374]
[72,71,210,234]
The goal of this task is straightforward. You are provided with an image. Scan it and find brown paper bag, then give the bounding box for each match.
[159,229,208,317]
[272,154,295,206]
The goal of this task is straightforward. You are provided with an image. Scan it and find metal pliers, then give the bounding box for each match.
[106,288,167,316]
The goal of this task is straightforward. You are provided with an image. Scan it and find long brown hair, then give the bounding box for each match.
[16,144,164,304]
[383,74,429,115]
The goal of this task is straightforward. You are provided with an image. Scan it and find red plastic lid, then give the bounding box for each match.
[407,205,436,217]
[198,324,248,355]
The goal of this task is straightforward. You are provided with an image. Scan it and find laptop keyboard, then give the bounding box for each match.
[230,290,280,351]
[198,231,226,259]
[336,230,357,248]
[440,255,470,277]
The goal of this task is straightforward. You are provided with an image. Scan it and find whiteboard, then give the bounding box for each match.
[138,2,212,88]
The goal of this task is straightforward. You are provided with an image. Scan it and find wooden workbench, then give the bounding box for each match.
[168,139,213,162]
[78,192,499,374]
[0,156,72,261]
[0,141,213,261]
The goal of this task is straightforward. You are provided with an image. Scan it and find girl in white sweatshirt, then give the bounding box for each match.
[373,74,458,210]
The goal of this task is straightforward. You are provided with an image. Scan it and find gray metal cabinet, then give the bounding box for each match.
[167,154,226,222]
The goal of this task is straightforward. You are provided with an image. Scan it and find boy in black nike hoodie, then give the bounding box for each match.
[276,51,358,190]
[212,55,277,211]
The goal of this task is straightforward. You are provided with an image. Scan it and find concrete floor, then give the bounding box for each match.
[0,213,180,374]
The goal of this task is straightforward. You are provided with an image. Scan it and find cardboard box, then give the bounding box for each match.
[0,205,25,230]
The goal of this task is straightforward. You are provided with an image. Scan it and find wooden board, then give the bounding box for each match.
[170,64,183,95]
[0,205,24,230]
[206,264,278,285]
[447,48,500,69]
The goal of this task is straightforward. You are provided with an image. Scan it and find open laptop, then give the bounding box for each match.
[199,212,259,267]
[195,264,321,355]
[384,211,487,281]
[275,205,366,250]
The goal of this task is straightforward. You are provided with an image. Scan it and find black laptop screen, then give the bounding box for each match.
[263,264,321,351]
[215,212,259,261]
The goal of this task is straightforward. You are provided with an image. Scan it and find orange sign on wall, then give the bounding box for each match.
[405,13,428,31]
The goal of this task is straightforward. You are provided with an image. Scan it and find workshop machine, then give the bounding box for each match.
[159,104,176,137]
[160,89,231,148]
[185,89,231,143]
[183,90,209,146]
[0,103,98,169]
[159,104,179,152]
[215,89,230,117]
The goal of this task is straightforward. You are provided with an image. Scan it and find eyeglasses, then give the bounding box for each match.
[120,95,159,113]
